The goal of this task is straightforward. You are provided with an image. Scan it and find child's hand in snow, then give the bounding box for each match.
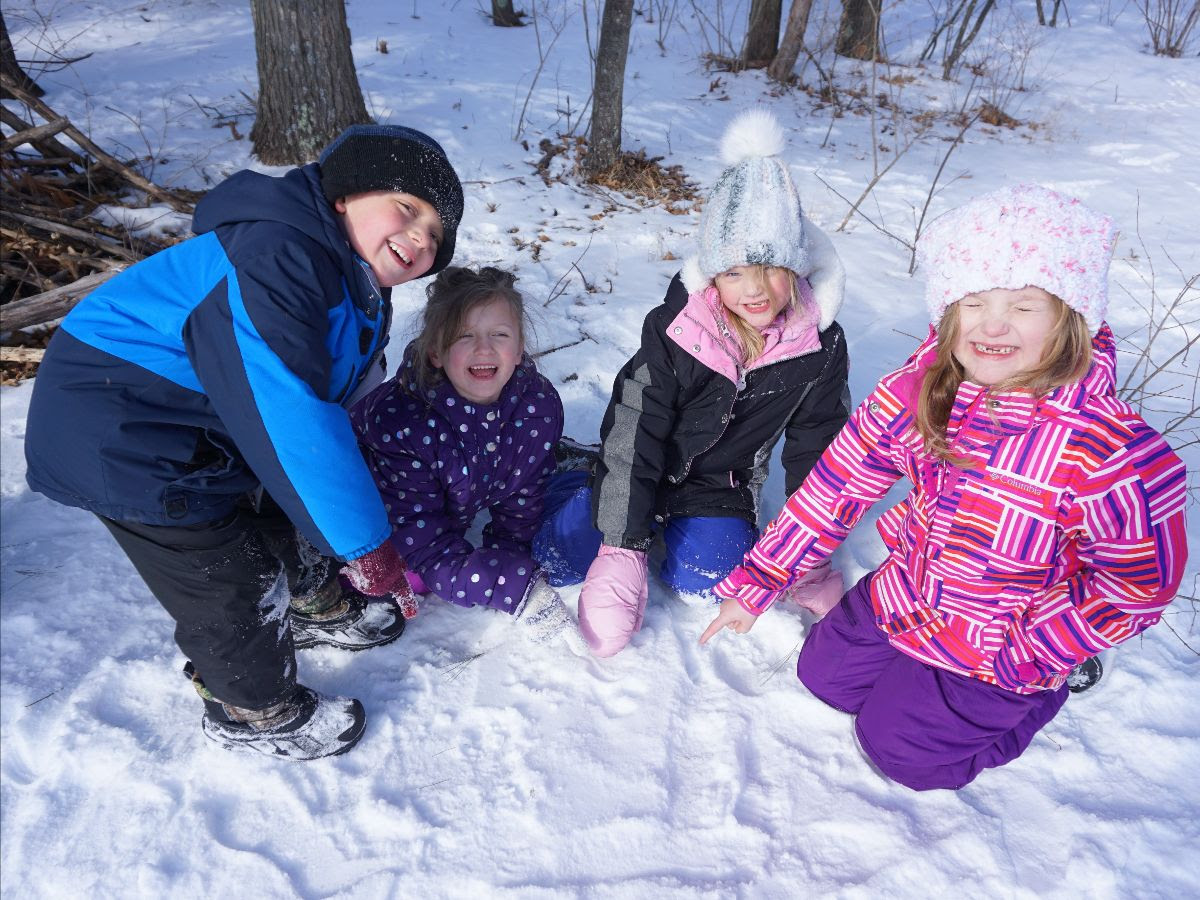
[699,597,758,645]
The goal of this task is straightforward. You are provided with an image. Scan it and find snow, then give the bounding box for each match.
[3,1,1198,896]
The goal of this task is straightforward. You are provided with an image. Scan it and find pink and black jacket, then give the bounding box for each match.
[714,327,1188,693]
[591,274,850,552]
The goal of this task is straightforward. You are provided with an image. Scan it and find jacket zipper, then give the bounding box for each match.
[670,327,839,486]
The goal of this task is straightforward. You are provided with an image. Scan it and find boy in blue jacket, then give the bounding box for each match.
[24,125,463,759]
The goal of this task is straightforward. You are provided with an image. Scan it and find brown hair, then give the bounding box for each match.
[916,294,1093,462]
[410,266,525,392]
[719,266,812,365]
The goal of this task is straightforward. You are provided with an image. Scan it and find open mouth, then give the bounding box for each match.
[387,240,413,268]
[743,300,771,314]
[971,342,1017,356]
[468,365,498,380]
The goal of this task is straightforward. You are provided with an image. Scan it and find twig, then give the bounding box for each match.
[461,176,528,186]
[532,334,592,359]
[907,105,982,274]
[759,641,802,686]
[1159,616,1199,657]
[543,232,595,307]
[438,651,488,682]
[25,689,60,707]
[816,172,911,250]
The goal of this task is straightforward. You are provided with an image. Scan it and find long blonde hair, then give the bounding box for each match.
[720,267,809,365]
[915,295,1093,462]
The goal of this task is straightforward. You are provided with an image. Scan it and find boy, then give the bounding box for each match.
[24,124,464,759]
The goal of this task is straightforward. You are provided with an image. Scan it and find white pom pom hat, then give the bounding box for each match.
[916,183,1118,335]
[682,109,812,290]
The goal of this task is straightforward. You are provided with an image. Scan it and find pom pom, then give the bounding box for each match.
[719,109,785,165]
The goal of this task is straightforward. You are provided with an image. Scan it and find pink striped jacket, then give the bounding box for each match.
[713,326,1188,693]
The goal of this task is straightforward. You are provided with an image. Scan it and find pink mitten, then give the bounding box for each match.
[780,561,844,618]
[578,545,649,658]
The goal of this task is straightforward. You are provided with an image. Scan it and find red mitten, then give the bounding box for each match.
[340,540,410,598]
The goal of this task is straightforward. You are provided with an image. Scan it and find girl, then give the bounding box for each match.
[352,266,577,644]
[702,184,1189,791]
[533,110,852,657]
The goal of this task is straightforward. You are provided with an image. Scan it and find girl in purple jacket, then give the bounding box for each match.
[351,267,577,645]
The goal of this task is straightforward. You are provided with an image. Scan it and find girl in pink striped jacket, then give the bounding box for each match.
[700,184,1189,791]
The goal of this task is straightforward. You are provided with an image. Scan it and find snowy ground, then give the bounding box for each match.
[2,1,1198,897]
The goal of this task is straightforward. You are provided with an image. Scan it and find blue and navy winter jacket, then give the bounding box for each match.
[24,163,393,561]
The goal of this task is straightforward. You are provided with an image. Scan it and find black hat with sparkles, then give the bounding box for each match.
[319,124,464,276]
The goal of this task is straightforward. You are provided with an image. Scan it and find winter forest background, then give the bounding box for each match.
[1,0,1198,897]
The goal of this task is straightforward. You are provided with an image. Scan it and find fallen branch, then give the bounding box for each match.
[1,73,192,212]
[0,116,70,153]
[1,267,125,332]
[0,209,141,261]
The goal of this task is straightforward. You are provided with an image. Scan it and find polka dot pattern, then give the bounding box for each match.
[349,342,564,612]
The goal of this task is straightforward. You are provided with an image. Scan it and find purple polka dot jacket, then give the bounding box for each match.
[351,342,564,613]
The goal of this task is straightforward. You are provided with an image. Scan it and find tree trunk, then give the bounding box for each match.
[835,0,880,61]
[768,0,815,83]
[249,0,370,166]
[1,10,44,99]
[742,0,783,68]
[491,0,524,27]
[584,0,634,176]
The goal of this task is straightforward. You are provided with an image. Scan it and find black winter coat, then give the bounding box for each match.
[591,274,850,552]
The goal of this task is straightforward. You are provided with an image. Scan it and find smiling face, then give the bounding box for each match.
[952,287,1059,386]
[429,297,523,405]
[334,190,443,287]
[714,265,793,329]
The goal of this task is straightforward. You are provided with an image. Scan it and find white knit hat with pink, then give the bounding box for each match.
[916,183,1118,334]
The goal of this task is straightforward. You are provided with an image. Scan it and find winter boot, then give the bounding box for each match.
[515,578,587,653]
[201,687,366,760]
[290,588,405,651]
[554,437,600,474]
[1067,656,1104,694]
[185,663,366,760]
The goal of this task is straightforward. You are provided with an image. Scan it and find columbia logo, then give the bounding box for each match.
[985,471,1043,496]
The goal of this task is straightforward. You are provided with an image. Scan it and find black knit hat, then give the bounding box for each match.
[319,124,464,276]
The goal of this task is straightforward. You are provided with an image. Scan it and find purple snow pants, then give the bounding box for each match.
[797,575,1069,791]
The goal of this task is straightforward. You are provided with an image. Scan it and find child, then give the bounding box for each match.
[533,109,852,657]
[23,124,464,759]
[702,184,1189,790]
[352,266,577,645]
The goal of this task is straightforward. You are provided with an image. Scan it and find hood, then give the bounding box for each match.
[666,281,822,384]
[192,163,351,264]
[192,163,383,314]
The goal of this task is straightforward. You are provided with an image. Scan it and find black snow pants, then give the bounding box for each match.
[99,495,336,711]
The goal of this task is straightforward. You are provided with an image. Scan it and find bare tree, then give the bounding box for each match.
[249,0,370,166]
[925,0,997,80]
[836,0,880,61]
[1135,0,1200,57]
[768,0,816,83]
[743,0,783,67]
[491,0,525,27]
[584,0,634,175]
[1034,0,1067,26]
